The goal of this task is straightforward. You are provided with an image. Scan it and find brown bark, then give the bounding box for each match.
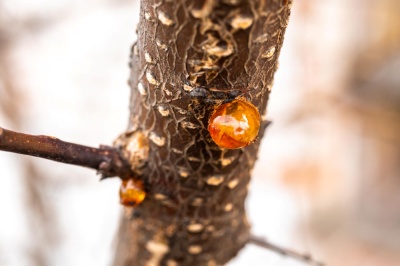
[113,0,292,265]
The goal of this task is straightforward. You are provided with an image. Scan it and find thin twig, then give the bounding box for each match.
[248,235,324,266]
[0,127,132,179]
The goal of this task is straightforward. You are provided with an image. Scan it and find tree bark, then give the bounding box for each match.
[113,0,292,265]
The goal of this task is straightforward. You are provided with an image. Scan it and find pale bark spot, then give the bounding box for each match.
[166,260,178,266]
[230,15,253,30]
[154,193,167,200]
[145,240,169,266]
[186,223,204,233]
[145,52,154,64]
[137,82,147,95]
[190,0,215,18]
[183,84,194,92]
[178,167,190,178]
[191,197,204,206]
[254,33,269,43]
[206,175,224,186]
[156,39,168,51]
[149,132,165,146]
[204,44,233,57]
[157,11,174,26]
[157,105,170,117]
[146,240,169,253]
[207,260,217,266]
[146,70,160,86]
[262,46,276,60]
[206,225,215,232]
[222,0,241,5]
[124,131,149,169]
[224,203,233,212]
[188,156,201,162]
[227,179,239,189]
[188,245,203,255]
[144,12,151,21]
[171,148,183,154]
[181,121,199,129]
[221,157,235,167]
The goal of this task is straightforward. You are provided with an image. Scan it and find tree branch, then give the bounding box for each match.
[0,127,132,179]
[248,235,324,266]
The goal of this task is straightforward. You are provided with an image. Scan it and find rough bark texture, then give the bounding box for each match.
[114,0,292,265]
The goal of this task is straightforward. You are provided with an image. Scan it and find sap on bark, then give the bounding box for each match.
[208,99,261,149]
[119,178,146,207]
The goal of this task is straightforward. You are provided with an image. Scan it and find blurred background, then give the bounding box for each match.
[0,0,399,265]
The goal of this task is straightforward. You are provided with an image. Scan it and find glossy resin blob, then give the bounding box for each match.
[208,99,261,149]
[119,178,146,207]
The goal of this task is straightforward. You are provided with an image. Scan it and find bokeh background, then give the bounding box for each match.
[1,0,399,265]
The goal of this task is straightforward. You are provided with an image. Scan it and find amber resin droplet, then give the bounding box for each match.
[119,179,146,207]
[208,99,260,149]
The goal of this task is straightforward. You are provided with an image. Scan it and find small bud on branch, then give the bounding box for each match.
[0,127,132,179]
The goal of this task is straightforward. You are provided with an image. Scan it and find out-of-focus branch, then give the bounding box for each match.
[0,127,132,179]
[249,235,324,266]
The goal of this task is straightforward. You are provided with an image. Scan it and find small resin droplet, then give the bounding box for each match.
[208,99,260,149]
[119,179,146,207]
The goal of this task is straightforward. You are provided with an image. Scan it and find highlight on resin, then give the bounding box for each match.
[119,178,146,207]
[208,99,261,149]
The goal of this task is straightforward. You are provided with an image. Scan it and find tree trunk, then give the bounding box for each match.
[113,0,292,265]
